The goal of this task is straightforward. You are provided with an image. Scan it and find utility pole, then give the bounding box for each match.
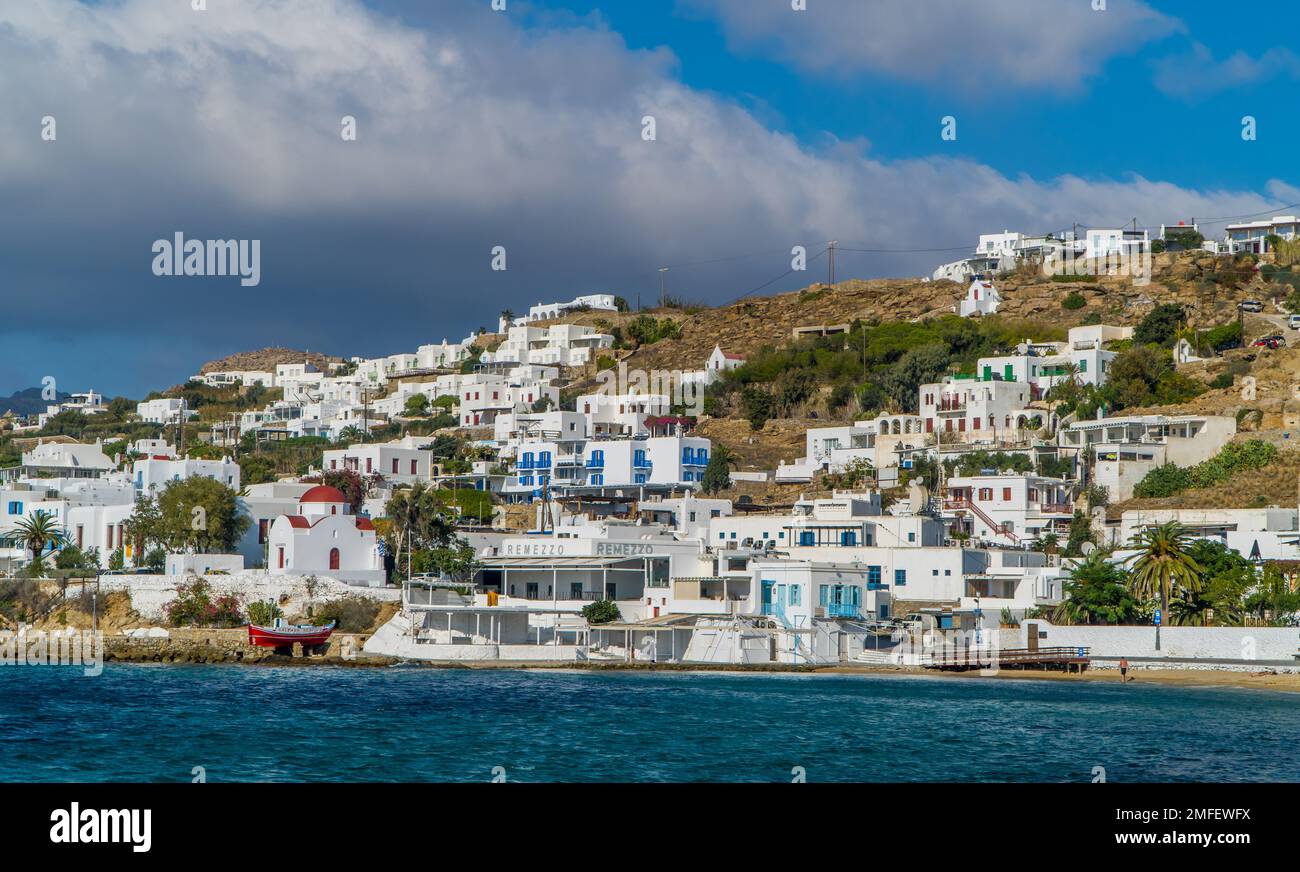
[658,267,669,308]
[828,240,838,287]
[176,399,186,457]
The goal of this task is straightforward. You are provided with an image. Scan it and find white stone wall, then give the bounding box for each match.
[1017,620,1300,666]
[93,572,398,621]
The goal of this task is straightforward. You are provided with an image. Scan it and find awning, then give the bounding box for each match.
[478,555,643,570]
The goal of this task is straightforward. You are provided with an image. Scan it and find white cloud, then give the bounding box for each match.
[0,0,1286,393]
[681,0,1182,93]
[1154,42,1300,100]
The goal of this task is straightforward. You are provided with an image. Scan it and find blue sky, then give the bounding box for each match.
[2,0,1298,399]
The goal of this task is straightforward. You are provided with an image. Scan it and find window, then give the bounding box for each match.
[1002,488,1011,501]
[799,531,815,546]
[258,519,269,544]
[907,532,916,542]
[366,458,373,473]
[978,488,992,501]
[688,512,697,522]
[840,530,857,546]
[410,459,418,475]
[894,569,906,586]
[6,501,21,515]
[819,585,829,607]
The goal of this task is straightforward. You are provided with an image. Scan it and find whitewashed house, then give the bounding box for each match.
[959,279,1001,318]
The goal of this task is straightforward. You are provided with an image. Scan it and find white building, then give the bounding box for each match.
[942,474,1074,546]
[1224,216,1300,254]
[1109,507,1300,560]
[321,438,435,484]
[959,279,1002,318]
[482,324,613,369]
[266,485,385,586]
[499,294,618,332]
[919,378,1038,440]
[1058,414,1237,503]
[132,455,241,495]
[136,398,197,425]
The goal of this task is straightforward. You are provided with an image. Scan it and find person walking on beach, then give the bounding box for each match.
[1119,657,1130,683]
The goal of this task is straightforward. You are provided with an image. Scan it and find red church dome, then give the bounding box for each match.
[300,485,347,504]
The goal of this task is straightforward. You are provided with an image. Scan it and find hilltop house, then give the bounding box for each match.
[959,279,1001,318]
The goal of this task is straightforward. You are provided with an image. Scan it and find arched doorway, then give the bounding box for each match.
[329,548,340,571]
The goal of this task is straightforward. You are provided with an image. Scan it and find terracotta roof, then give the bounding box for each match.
[355,518,375,531]
[285,516,311,529]
[300,485,347,504]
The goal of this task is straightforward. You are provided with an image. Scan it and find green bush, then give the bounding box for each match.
[1134,303,1185,347]
[164,579,244,628]
[1133,440,1277,498]
[1061,291,1087,310]
[581,599,621,625]
[246,600,283,626]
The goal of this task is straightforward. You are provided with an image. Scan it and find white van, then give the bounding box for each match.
[1289,314,1300,330]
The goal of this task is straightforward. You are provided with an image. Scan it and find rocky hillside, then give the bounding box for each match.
[553,250,1285,376]
[197,347,343,376]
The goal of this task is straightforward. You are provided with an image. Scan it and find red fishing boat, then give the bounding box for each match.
[247,619,336,651]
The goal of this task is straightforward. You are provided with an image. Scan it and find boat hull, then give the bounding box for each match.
[247,622,335,649]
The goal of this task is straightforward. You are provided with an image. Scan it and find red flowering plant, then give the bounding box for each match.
[165,579,245,628]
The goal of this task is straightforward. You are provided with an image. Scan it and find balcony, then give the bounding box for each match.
[584,456,605,469]
[1039,502,1074,514]
[633,458,653,470]
[826,603,860,618]
[936,401,966,414]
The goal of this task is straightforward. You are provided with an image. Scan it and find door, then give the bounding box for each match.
[604,581,617,600]
[1025,622,1039,652]
[329,548,340,570]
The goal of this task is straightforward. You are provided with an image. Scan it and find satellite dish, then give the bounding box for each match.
[1080,542,1096,556]
[907,479,930,514]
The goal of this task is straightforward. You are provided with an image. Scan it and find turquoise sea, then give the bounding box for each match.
[1,665,1297,782]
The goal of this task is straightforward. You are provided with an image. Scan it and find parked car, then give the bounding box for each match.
[1288,314,1300,330]
[1239,299,1264,312]
[1252,335,1287,349]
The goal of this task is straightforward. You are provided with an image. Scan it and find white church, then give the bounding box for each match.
[266,485,386,587]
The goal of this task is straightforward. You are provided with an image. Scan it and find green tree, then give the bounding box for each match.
[700,444,736,495]
[581,599,620,624]
[403,393,430,417]
[386,482,459,573]
[154,477,251,554]
[1053,550,1139,625]
[1125,521,1202,649]
[1,510,66,569]
[880,343,950,412]
[1062,510,1095,557]
[1134,303,1185,347]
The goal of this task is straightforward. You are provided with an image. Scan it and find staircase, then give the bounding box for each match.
[947,498,1019,545]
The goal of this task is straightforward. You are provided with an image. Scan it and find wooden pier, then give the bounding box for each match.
[924,646,1091,673]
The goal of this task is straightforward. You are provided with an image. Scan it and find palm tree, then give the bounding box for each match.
[1053,549,1138,625]
[1125,521,1202,650]
[1,510,67,573]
